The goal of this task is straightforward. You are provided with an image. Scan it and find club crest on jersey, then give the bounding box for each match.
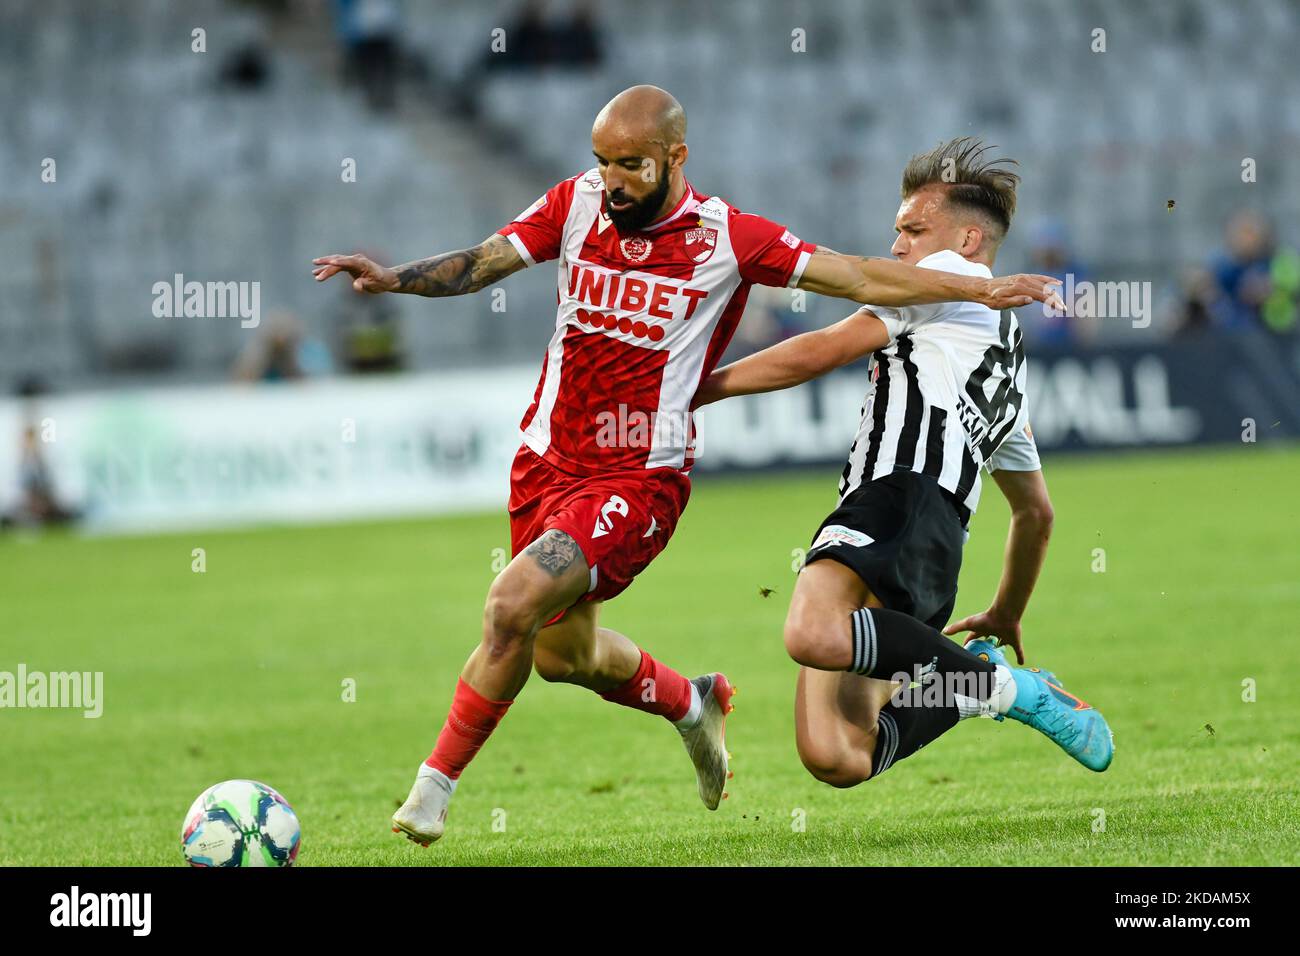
[684,227,717,264]
[620,237,653,263]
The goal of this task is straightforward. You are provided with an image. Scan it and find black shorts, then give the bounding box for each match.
[803,471,968,630]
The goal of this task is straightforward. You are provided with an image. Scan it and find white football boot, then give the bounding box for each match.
[676,673,737,810]
[391,764,455,847]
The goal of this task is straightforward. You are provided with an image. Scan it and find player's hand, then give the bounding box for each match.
[311,254,398,294]
[981,274,1064,312]
[942,607,1025,664]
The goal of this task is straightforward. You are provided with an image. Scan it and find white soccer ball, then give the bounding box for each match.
[181,779,301,867]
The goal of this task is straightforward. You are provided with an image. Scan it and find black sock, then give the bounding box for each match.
[850,607,998,778]
[871,703,958,776]
[850,606,995,684]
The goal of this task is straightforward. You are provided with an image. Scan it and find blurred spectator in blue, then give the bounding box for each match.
[550,1,604,68]
[1025,218,1089,346]
[218,43,271,91]
[1208,211,1299,334]
[488,0,551,70]
[334,0,401,111]
[2,381,78,529]
[454,1,603,117]
[233,310,333,382]
[329,267,405,373]
[8,426,77,527]
[723,286,809,363]
[484,0,604,71]
[1171,265,1224,337]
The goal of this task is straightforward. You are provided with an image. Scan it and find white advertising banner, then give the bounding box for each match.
[0,369,540,534]
[0,371,862,535]
[0,343,1226,535]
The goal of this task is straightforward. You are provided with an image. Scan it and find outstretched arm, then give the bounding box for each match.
[797,246,1064,311]
[312,234,527,297]
[943,467,1054,663]
[694,308,890,407]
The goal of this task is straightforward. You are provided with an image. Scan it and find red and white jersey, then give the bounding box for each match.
[497,168,816,475]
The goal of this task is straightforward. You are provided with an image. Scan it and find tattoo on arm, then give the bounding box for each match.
[393,234,526,297]
[523,530,585,578]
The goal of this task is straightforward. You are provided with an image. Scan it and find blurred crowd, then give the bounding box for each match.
[1,379,78,530]
[1004,209,1297,347]
[232,268,404,383]
[8,0,1299,531]
[326,0,603,113]
[725,207,1299,356]
[1173,211,1298,338]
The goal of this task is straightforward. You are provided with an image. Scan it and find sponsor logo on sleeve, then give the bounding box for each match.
[696,196,727,219]
[811,525,874,550]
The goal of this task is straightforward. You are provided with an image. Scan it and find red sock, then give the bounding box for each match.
[424,678,513,780]
[600,649,692,721]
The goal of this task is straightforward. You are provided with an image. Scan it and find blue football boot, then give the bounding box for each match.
[964,637,1059,686]
[963,637,1009,669]
[1006,666,1114,772]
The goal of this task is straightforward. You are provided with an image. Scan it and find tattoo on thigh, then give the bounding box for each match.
[525,531,583,577]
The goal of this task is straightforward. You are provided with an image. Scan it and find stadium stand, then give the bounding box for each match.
[3,0,1298,388]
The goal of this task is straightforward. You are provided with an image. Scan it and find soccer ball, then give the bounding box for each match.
[181,779,301,867]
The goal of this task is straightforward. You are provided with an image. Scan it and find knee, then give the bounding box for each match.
[783,603,847,670]
[532,654,568,683]
[798,739,870,789]
[533,645,582,683]
[482,584,542,657]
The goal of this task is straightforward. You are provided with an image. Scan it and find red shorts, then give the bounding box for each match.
[508,444,691,607]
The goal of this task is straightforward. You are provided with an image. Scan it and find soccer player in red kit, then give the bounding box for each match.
[312,86,1061,847]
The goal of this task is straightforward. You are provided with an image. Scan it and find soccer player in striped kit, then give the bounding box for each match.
[314,91,1065,846]
[697,138,1114,786]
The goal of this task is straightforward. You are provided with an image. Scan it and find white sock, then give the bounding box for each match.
[955,665,1017,719]
[416,763,457,795]
[673,682,703,730]
[987,665,1017,716]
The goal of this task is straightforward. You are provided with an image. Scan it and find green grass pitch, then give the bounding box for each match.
[2,445,1297,866]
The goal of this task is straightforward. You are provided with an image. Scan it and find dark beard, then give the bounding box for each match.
[606,173,673,234]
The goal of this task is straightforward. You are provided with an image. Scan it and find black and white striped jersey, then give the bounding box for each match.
[838,249,1041,515]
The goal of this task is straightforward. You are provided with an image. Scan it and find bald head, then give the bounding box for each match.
[591,86,689,233]
[593,85,686,149]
